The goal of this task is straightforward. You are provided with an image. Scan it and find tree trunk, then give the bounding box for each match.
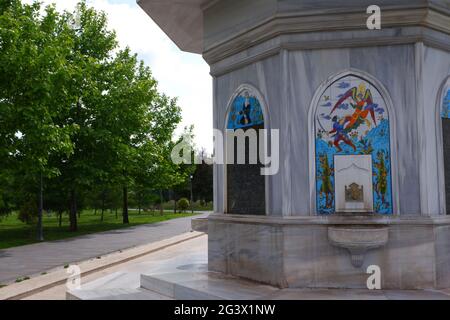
[173,191,177,214]
[94,208,97,215]
[101,190,106,222]
[122,186,129,224]
[58,210,63,228]
[37,172,44,241]
[138,192,142,215]
[69,189,78,232]
[159,189,163,215]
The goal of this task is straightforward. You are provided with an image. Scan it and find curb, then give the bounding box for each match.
[0,231,206,300]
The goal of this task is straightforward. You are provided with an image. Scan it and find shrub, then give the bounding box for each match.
[177,198,190,212]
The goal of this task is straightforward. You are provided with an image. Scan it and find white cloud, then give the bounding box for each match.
[24,0,213,152]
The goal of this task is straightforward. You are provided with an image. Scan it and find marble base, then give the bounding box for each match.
[208,214,450,290]
[191,218,209,233]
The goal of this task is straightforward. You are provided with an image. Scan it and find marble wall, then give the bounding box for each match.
[209,39,450,290]
[213,43,439,216]
[207,2,450,291]
[209,215,450,289]
[417,45,450,215]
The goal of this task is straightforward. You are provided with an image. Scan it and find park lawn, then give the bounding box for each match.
[0,210,199,250]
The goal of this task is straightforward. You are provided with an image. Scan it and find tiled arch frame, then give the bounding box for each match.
[436,76,450,215]
[307,69,400,216]
[222,84,271,215]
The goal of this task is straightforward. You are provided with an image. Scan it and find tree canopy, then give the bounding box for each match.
[0,0,201,237]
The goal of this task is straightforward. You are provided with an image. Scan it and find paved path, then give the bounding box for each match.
[0,213,209,284]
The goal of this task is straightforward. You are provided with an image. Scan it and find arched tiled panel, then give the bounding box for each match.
[226,91,264,130]
[441,85,450,118]
[440,79,450,214]
[313,74,393,214]
[225,86,266,215]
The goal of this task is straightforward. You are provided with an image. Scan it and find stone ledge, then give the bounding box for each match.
[191,218,209,233]
[208,27,450,76]
[208,213,450,226]
[208,216,450,289]
[204,7,450,64]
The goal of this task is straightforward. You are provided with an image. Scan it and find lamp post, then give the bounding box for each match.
[190,175,194,214]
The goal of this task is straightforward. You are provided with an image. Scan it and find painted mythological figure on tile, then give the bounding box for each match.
[315,75,393,214]
[227,91,264,130]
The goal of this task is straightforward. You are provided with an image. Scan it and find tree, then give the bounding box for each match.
[0,1,77,238]
[1,1,186,236]
[192,164,213,203]
[53,2,182,226]
[130,94,183,216]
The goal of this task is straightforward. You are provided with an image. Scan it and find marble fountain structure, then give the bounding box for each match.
[70,0,450,299]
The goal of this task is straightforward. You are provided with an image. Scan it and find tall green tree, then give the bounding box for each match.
[1,0,186,236]
[53,2,182,227]
[0,0,77,238]
[131,95,184,215]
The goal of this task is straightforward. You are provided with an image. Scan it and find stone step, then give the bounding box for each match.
[67,287,172,300]
[140,271,280,300]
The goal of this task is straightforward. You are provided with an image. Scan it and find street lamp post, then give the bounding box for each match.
[190,175,194,214]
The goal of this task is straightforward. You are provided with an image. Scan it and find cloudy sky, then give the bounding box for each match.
[24,0,213,152]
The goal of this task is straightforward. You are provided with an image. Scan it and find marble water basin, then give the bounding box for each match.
[328,225,389,268]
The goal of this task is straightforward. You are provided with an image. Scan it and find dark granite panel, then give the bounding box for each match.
[443,118,450,215]
[227,126,266,215]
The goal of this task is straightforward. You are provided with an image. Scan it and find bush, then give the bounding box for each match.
[177,198,190,212]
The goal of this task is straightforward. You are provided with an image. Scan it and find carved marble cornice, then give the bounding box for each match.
[204,6,450,69]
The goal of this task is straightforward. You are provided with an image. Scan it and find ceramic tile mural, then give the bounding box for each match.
[442,88,450,119]
[315,75,393,214]
[227,91,264,130]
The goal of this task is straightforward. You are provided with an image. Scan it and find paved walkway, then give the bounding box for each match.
[0,213,209,284]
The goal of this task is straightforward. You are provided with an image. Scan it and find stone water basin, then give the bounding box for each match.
[328,225,389,268]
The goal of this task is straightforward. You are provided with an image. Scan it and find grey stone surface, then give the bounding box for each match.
[137,0,211,54]
[0,213,209,284]
[139,0,450,55]
[209,219,286,287]
[209,215,450,289]
[435,225,450,288]
[67,288,169,300]
[191,217,208,233]
[327,226,389,267]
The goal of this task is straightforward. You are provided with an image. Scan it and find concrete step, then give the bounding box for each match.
[67,287,172,300]
[140,271,280,300]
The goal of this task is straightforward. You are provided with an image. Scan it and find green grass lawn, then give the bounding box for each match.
[0,209,200,250]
